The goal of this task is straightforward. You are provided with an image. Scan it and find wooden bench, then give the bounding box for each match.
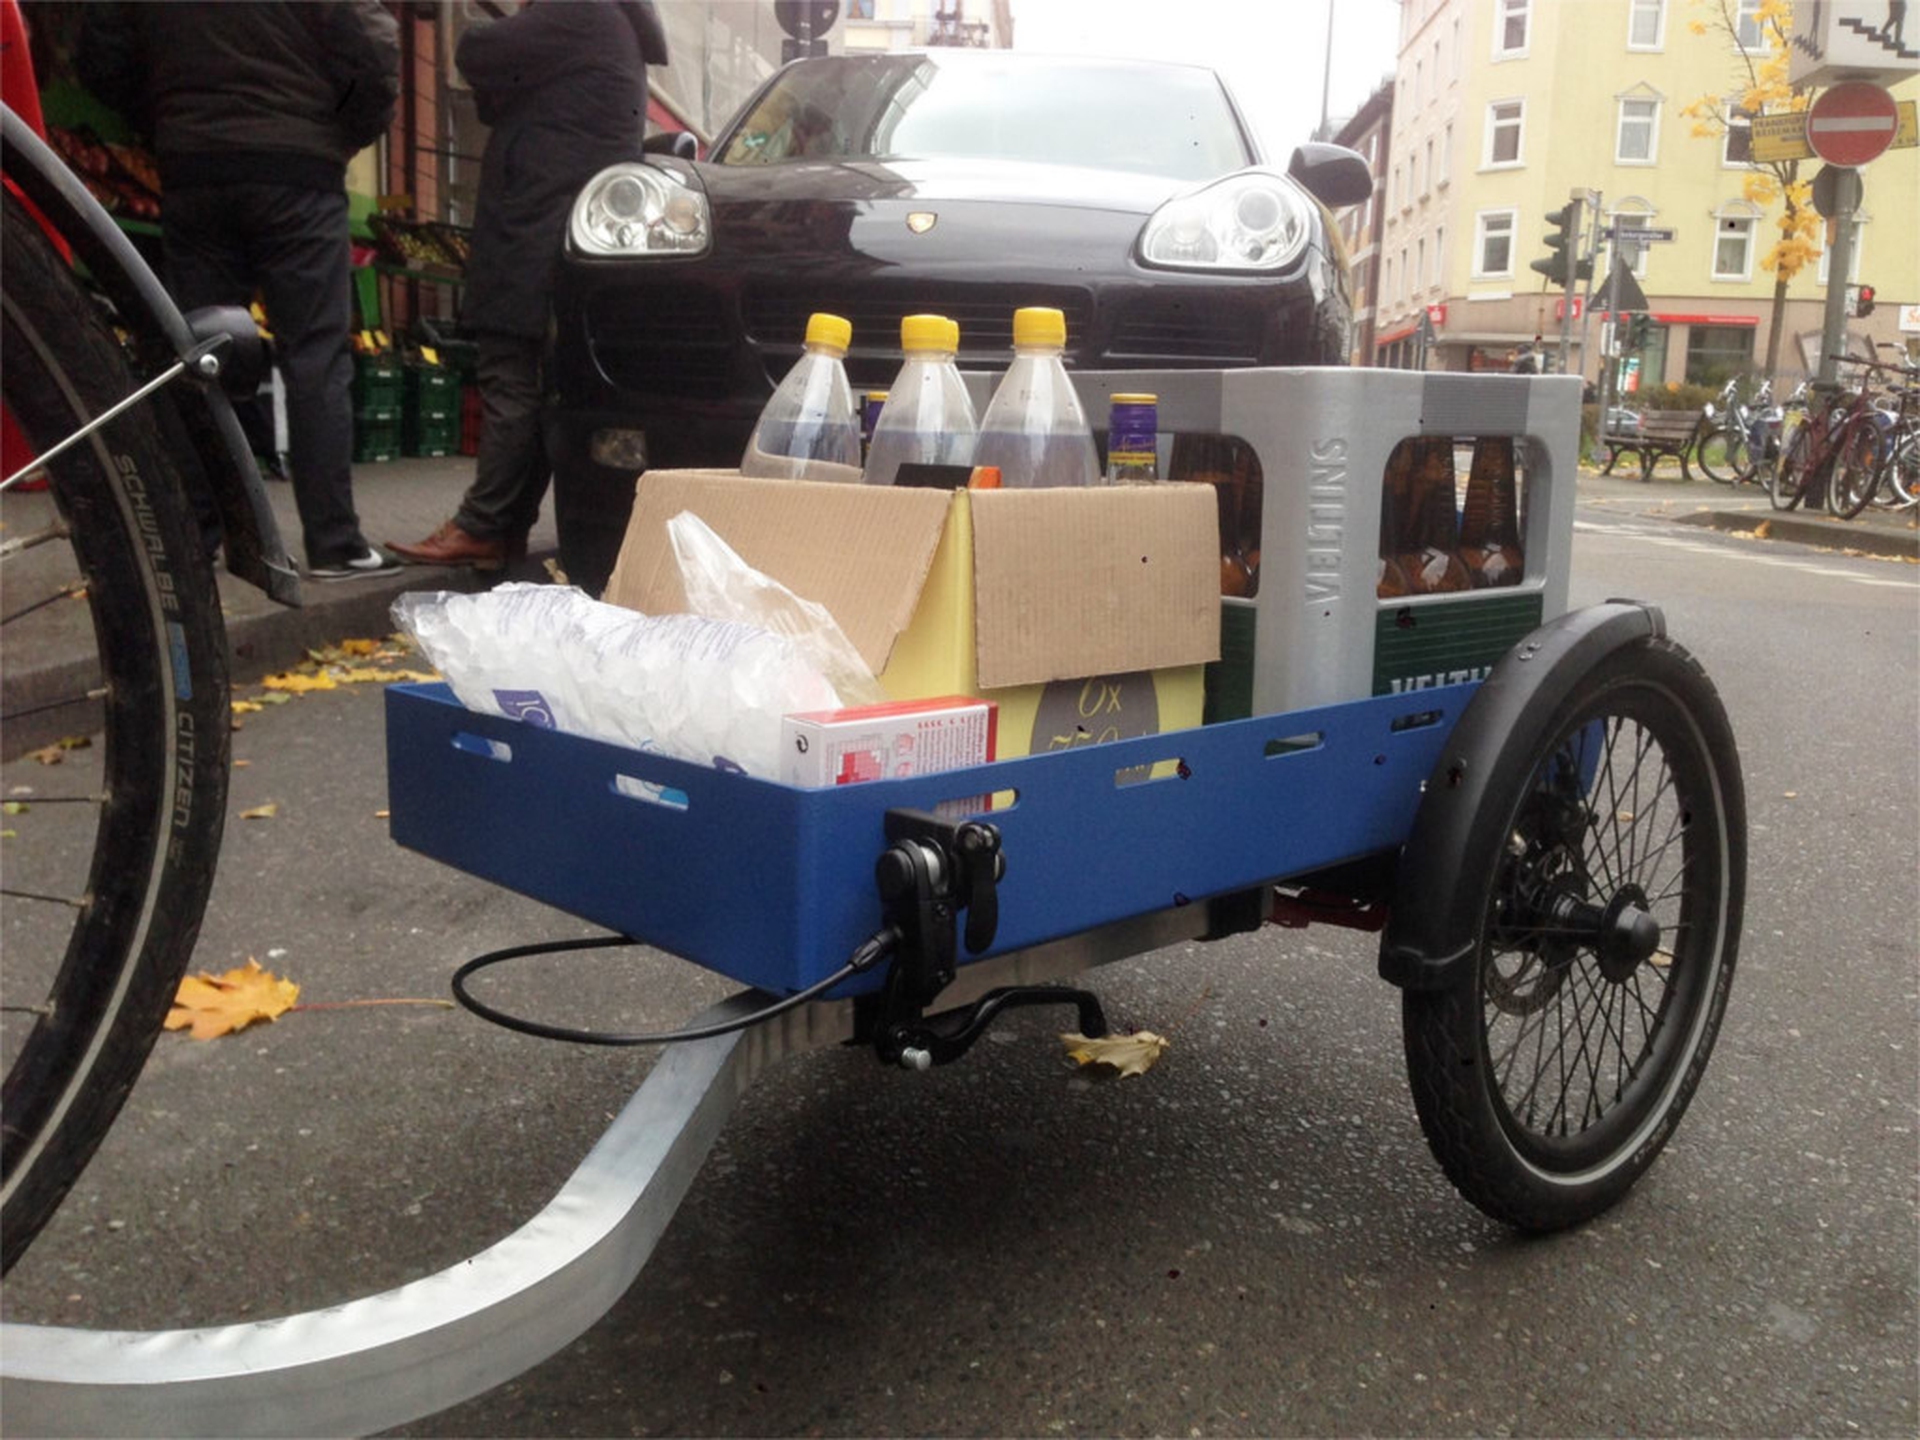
[1601,409,1706,481]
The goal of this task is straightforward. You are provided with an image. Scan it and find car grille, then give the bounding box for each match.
[589,287,733,396]
[743,287,1095,366]
[1108,299,1266,363]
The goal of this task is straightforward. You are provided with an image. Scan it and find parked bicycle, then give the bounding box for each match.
[1696,374,1761,486]
[0,99,298,1271]
[1770,360,1896,520]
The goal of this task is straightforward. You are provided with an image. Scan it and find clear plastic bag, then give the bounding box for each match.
[667,510,885,706]
[392,584,841,778]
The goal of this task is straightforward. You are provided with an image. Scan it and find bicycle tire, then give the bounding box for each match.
[0,190,231,1272]
[1695,424,1751,486]
[1400,636,1744,1232]
[1876,430,1919,510]
[1829,417,1884,521]
[1770,423,1814,511]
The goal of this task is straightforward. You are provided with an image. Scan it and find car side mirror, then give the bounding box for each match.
[642,130,699,161]
[1288,142,1372,209]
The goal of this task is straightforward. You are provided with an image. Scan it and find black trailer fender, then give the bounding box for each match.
[2,104,299,605]
[1377,599,1666,991]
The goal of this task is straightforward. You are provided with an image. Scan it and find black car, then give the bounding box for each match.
[551,49,1370,590]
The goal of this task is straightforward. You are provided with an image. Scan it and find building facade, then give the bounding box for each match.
[1334,81,1395,367]
[1371,0,1919,384]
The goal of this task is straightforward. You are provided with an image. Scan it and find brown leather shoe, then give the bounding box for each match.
[388,519,508,571]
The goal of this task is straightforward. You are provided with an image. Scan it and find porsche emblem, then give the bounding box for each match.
[906,211,938,234]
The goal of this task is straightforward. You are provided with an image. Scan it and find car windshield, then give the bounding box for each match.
[714,54,1252,181]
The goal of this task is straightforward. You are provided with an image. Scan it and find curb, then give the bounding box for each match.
[1670,507,1920,560]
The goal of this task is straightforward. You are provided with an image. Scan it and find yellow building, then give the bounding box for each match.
[1372,0,1920,385]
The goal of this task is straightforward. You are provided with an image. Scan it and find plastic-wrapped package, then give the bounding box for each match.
[393,585,840,777]
[667,510,883,706]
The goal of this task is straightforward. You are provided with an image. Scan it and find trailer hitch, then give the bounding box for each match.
[862,809,1108,1069]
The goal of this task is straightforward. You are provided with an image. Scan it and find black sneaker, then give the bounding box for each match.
[308,547,403,582]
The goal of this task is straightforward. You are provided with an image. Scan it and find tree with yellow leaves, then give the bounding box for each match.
[1680,0,1822,380]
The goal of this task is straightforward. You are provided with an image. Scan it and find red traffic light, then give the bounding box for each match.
[1857,285,1876,318]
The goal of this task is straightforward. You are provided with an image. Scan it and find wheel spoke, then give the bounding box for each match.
[1,582,87,626]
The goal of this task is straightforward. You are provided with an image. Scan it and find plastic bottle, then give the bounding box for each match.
[972,307,1100,489]
[739,312,861,482]
[1105,393,1159,483]
[863,315,977,486]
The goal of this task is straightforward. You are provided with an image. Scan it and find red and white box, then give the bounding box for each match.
[781,695,997,789]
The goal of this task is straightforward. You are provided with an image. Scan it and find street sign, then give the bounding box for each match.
[1555,295,1584,321]
[1599,257,1650,315]
[1609,226,1675,243]
[1748,99,1915,163]
[1790,0,1920,88]
[1806,82,1900,167]
[1811,163,1866,219]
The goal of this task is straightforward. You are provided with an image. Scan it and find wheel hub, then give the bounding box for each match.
[1542,882,1661,984]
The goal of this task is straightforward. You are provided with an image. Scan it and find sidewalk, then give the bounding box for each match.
[1573,463,1920,559]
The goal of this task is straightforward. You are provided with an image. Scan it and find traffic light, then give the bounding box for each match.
[1530,204,1594,287]
[1852,284,1877,318]
[1626,314,1654,350]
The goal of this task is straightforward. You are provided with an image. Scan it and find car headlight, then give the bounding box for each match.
[1138,171,1313,273]
[570,163,710,257]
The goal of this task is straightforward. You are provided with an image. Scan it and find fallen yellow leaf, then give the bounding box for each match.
[262,670,337,694]
[1753,520,1772,539]
[26,745,65,766]
[1061,1029,1170,1078]
[240,802,279,820]
[338,637,382,657]
[165,959,299,1040]
[231,699,263,715]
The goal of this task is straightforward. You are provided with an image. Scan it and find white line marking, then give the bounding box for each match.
[1573,519,1917,589]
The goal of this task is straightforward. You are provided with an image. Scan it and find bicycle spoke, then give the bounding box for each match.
[1,582,88,626]
[1,686,110,724]
[0,521,73,559]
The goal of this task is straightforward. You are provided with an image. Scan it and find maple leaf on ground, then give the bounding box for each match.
[338,637,382,657]
[263,670,338,694]
[166,959,299,1040]
[1060,1029,1170,1078]
[239,802,279,820]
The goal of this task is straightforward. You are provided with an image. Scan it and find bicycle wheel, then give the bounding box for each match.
[1,190,231,1271]
[1876,431,1919,510]
[1770,422,1815,511]
[1695,424,1751,485]
[1401,636,1744,1232]
[1829,418,1884,521]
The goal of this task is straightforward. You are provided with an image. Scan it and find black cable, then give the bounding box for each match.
[449,928,900,1047]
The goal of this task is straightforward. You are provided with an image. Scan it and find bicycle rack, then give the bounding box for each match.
[0,912,1200,1438]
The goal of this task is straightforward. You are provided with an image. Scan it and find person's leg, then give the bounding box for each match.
[454,333,549,541]
[157,186,248,551]
[248,184,372,567]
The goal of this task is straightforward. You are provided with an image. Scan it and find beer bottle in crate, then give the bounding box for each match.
[1396,436,1470,595]
[1455,436,1524,588]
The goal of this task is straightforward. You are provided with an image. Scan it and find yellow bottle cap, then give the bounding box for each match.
[901,313,960,352]
[804,312,852,352]
[1110,393,1158,404]
[1011,306,1067,349]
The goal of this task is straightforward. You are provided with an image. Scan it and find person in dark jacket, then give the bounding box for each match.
[389,0,666,572]
[79,1,402,580]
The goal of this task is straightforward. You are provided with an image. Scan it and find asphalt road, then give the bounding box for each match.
[3,508,1916,1437]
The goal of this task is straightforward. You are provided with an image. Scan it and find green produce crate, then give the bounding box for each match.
[352,355,402,408]
[403,413,460,458]
[354,413,402,464]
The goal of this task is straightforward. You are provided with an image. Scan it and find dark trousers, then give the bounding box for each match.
[455,333,550,541]
[162,183,368,567]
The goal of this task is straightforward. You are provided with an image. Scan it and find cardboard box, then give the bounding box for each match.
[603,472,1219,757]
[781,695,996,788]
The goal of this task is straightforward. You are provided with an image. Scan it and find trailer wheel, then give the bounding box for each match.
[1400,636,1744,1232]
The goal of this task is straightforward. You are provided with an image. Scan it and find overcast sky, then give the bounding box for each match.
[1011,0,1403,160]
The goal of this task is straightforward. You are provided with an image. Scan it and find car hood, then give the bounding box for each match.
[690,156,1194,216]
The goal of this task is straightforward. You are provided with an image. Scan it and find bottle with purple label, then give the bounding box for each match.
[1105,392,1159,483]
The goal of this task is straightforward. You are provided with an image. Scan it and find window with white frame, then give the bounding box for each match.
[1485,100,1525,166]
[1617,96,1660,163]
[1416,236,1426,292]
[1735,0,1765,51]
[1495,0,1530,56]
[1610,200,1656,278]
[1384,255,1394,304]
[1453,15,1464,77]
[1628,0,1666,49]
[1424,137,1435,195]
[1712,205,1759,280]
[1432,227,1445,286]
[1722,105,1754,165]
[1432,38,1442,92]
[1442,122,1453,178]
[1416,60,1424,109]
[1400,246,1409,299]
[1475,209,1517,276]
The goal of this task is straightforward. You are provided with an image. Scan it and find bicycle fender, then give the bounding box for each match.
[1,104,299,606]
[1377,600,1665,991]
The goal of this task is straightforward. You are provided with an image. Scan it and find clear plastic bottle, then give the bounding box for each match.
[739,312,862,482]
[863,314,978,486]
[973,307,1100,489]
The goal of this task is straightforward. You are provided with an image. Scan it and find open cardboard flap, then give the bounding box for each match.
[604,471,952,675]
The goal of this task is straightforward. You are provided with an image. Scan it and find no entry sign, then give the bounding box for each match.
[1806,82,1899,168]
